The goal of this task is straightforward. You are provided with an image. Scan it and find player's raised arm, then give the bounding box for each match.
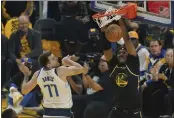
[102,19,138,62]
[103,44,113,62]
[19,64,39,94]
[100,29,113,62]
[118,18,137,56]
[57,55,84,78]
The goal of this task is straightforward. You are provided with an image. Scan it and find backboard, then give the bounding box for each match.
[91,1,174,28]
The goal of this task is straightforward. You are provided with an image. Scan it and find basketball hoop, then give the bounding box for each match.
[92,3,137,28]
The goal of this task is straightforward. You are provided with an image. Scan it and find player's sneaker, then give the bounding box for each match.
[9,87,23,106]
[12,92,23,106]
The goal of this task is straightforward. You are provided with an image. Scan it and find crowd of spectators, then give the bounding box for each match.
[1,1,174,118]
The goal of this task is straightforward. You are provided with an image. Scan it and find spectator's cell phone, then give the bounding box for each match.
[24,62,32,69]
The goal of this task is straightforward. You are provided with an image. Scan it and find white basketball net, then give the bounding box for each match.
[93,7,122,28]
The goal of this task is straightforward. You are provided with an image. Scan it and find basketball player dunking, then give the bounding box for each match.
[102,18,142,118]
[19,52,86,118]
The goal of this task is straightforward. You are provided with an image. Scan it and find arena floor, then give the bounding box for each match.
[2,98,41,118]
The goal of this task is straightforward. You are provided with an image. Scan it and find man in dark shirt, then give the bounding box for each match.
[6,15,42,86]
[82,28,104,53]
[102,18,141,118]
[108,47,140,108]
[82,55,113,118]
[82,55,113,106]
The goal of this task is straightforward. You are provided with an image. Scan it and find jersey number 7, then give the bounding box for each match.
[44,84,59,97]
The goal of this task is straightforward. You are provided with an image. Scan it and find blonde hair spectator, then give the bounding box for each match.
[165,48,173,68]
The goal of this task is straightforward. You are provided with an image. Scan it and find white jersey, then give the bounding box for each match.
[136,44,150,80]
[37,68,72,109]
[136,44,150,72]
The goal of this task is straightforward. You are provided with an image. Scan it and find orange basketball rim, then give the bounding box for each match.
[92,3,138,28]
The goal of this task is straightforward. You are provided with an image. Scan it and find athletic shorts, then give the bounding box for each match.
[43,107,73,118]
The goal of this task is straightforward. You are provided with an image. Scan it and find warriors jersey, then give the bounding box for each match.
[108,55,141,109]
[37,68,72,109]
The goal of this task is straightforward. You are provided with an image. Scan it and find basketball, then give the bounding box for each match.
[104,24,123,42]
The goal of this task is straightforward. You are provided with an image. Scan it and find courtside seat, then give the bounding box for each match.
[34,18,62,57]
[34,18,57,40]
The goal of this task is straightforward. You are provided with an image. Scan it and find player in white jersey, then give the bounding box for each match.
[129,31,150,82]
[18,52,85,118]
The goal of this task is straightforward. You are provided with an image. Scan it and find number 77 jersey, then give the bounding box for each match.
[37,68,73,109]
